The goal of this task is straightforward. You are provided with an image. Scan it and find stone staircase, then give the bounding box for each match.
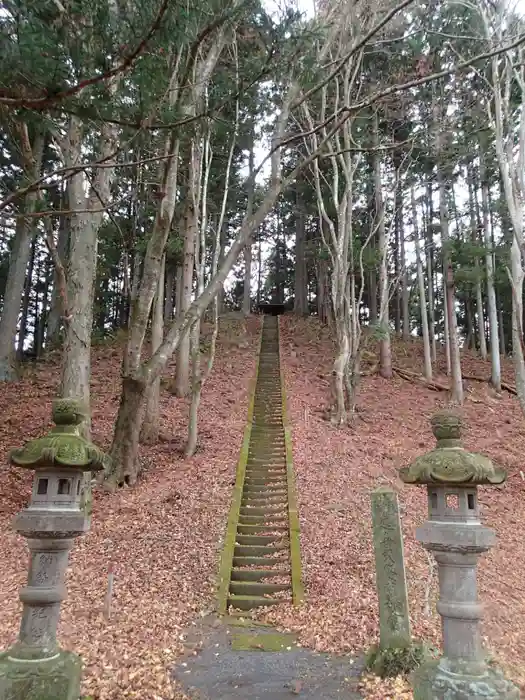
[223,314,299,612]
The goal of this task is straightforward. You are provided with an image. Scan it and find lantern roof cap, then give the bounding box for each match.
[10,399,105,472]
[399,409,507,486]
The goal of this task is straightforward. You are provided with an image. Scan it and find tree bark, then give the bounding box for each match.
[396,178,409,341]
[140,255,165,444]
[164,262,176,324]
[17,234,37,357]
[242,136,255,316]
[294,188,308,315]
[60,114,118,421]
[434,94,463,404]
[374,115,392,378]
[47,201,70,348]
[412,187,432,380]
[106,376,148,488]
[479,146,501,390]
[510,237,525,412]
[425,181,437,363]
[0,130,44,380]
[175,165,197,397]
[243,241,252,314]
[467,162,487,359]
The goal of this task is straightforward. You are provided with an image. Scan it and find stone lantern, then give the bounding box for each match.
[0,398,105,700]
[399,409,519,700]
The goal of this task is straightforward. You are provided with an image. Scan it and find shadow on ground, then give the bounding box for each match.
[172,616,364,699]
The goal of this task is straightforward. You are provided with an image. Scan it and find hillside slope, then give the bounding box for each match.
[0,315,260,700]
[267,314,525,696]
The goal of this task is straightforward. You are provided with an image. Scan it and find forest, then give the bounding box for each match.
[1,0,525,697]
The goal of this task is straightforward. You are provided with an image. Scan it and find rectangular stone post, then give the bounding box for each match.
[370,486,411,650]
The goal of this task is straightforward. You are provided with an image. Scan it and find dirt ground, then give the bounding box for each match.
[0,315,260,700]
[1,313,523,699]
[261,315,525,698]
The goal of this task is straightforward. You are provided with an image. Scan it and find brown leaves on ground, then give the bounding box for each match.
[0,315,260,700]
[262,316,525,698]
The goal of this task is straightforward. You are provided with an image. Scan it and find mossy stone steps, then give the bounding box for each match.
[227,594,281,610]
[241,496,288,506]
[236,534,284,546]
[243,482,287,491]
[229,581,291,596]
[219,315,303,614]
[233,544,286,557]
[237,524,288,535]
[230,568,290,581]
[233,556,285,567]
[238,514,287,523]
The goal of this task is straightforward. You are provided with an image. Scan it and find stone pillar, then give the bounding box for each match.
[399,409,519,700]
[0,399,105,700]
[370,487,411,650]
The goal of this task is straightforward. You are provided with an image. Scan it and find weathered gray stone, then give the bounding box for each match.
[0,399,105,700]
[400,410,519,699]
[370,487,411,650]
[0,650,81,700]
[412,658,520,700]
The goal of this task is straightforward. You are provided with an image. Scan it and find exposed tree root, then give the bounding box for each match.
[392,366,449,392]
[392,365,518,397]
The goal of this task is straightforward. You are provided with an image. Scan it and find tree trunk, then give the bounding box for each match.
[332,306,350,425]
[467,162,488,359]
[426,182,437,362]
[374,116,392,378]
[511,237,525,412]
[412,188,432,380]
[434,95,463,404]
[498,303,506,355]
[366,156,378,324]
[242,137,255,316]
[105,377,147,489]
[393,204,401,335]
[17,234,37,357]
[60,116,114,419]
[243,241,252,315]
[60,109,119,512]
[175,180,197,396]
[294,190,308,315]
[443,279,451,375]
[47,205,70,348]
[257,229,263,308]
[294,196,308,316]
[164,262,176,324]
[0,131,44,380]
[35,259,52,357]
[317,256,330,324]
[479,145,501,390]
[397,182,409,341]
[217,223,227,314]
[140,256,165,443]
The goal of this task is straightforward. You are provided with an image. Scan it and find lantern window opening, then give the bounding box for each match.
[430,491,438,509]
[467,493,475,510]
[76,480,81,495]
[37,478,48,495]
[57,478,71,495]
[445,493,459,510]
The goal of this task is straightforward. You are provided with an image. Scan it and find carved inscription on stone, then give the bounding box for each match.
[371,487,411,649]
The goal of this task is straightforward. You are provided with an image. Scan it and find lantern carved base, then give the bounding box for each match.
[412,658,520,700]
[0,648,81,700]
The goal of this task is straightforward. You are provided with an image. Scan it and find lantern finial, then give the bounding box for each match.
[430,409,462,446]
[51,398,87,426]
